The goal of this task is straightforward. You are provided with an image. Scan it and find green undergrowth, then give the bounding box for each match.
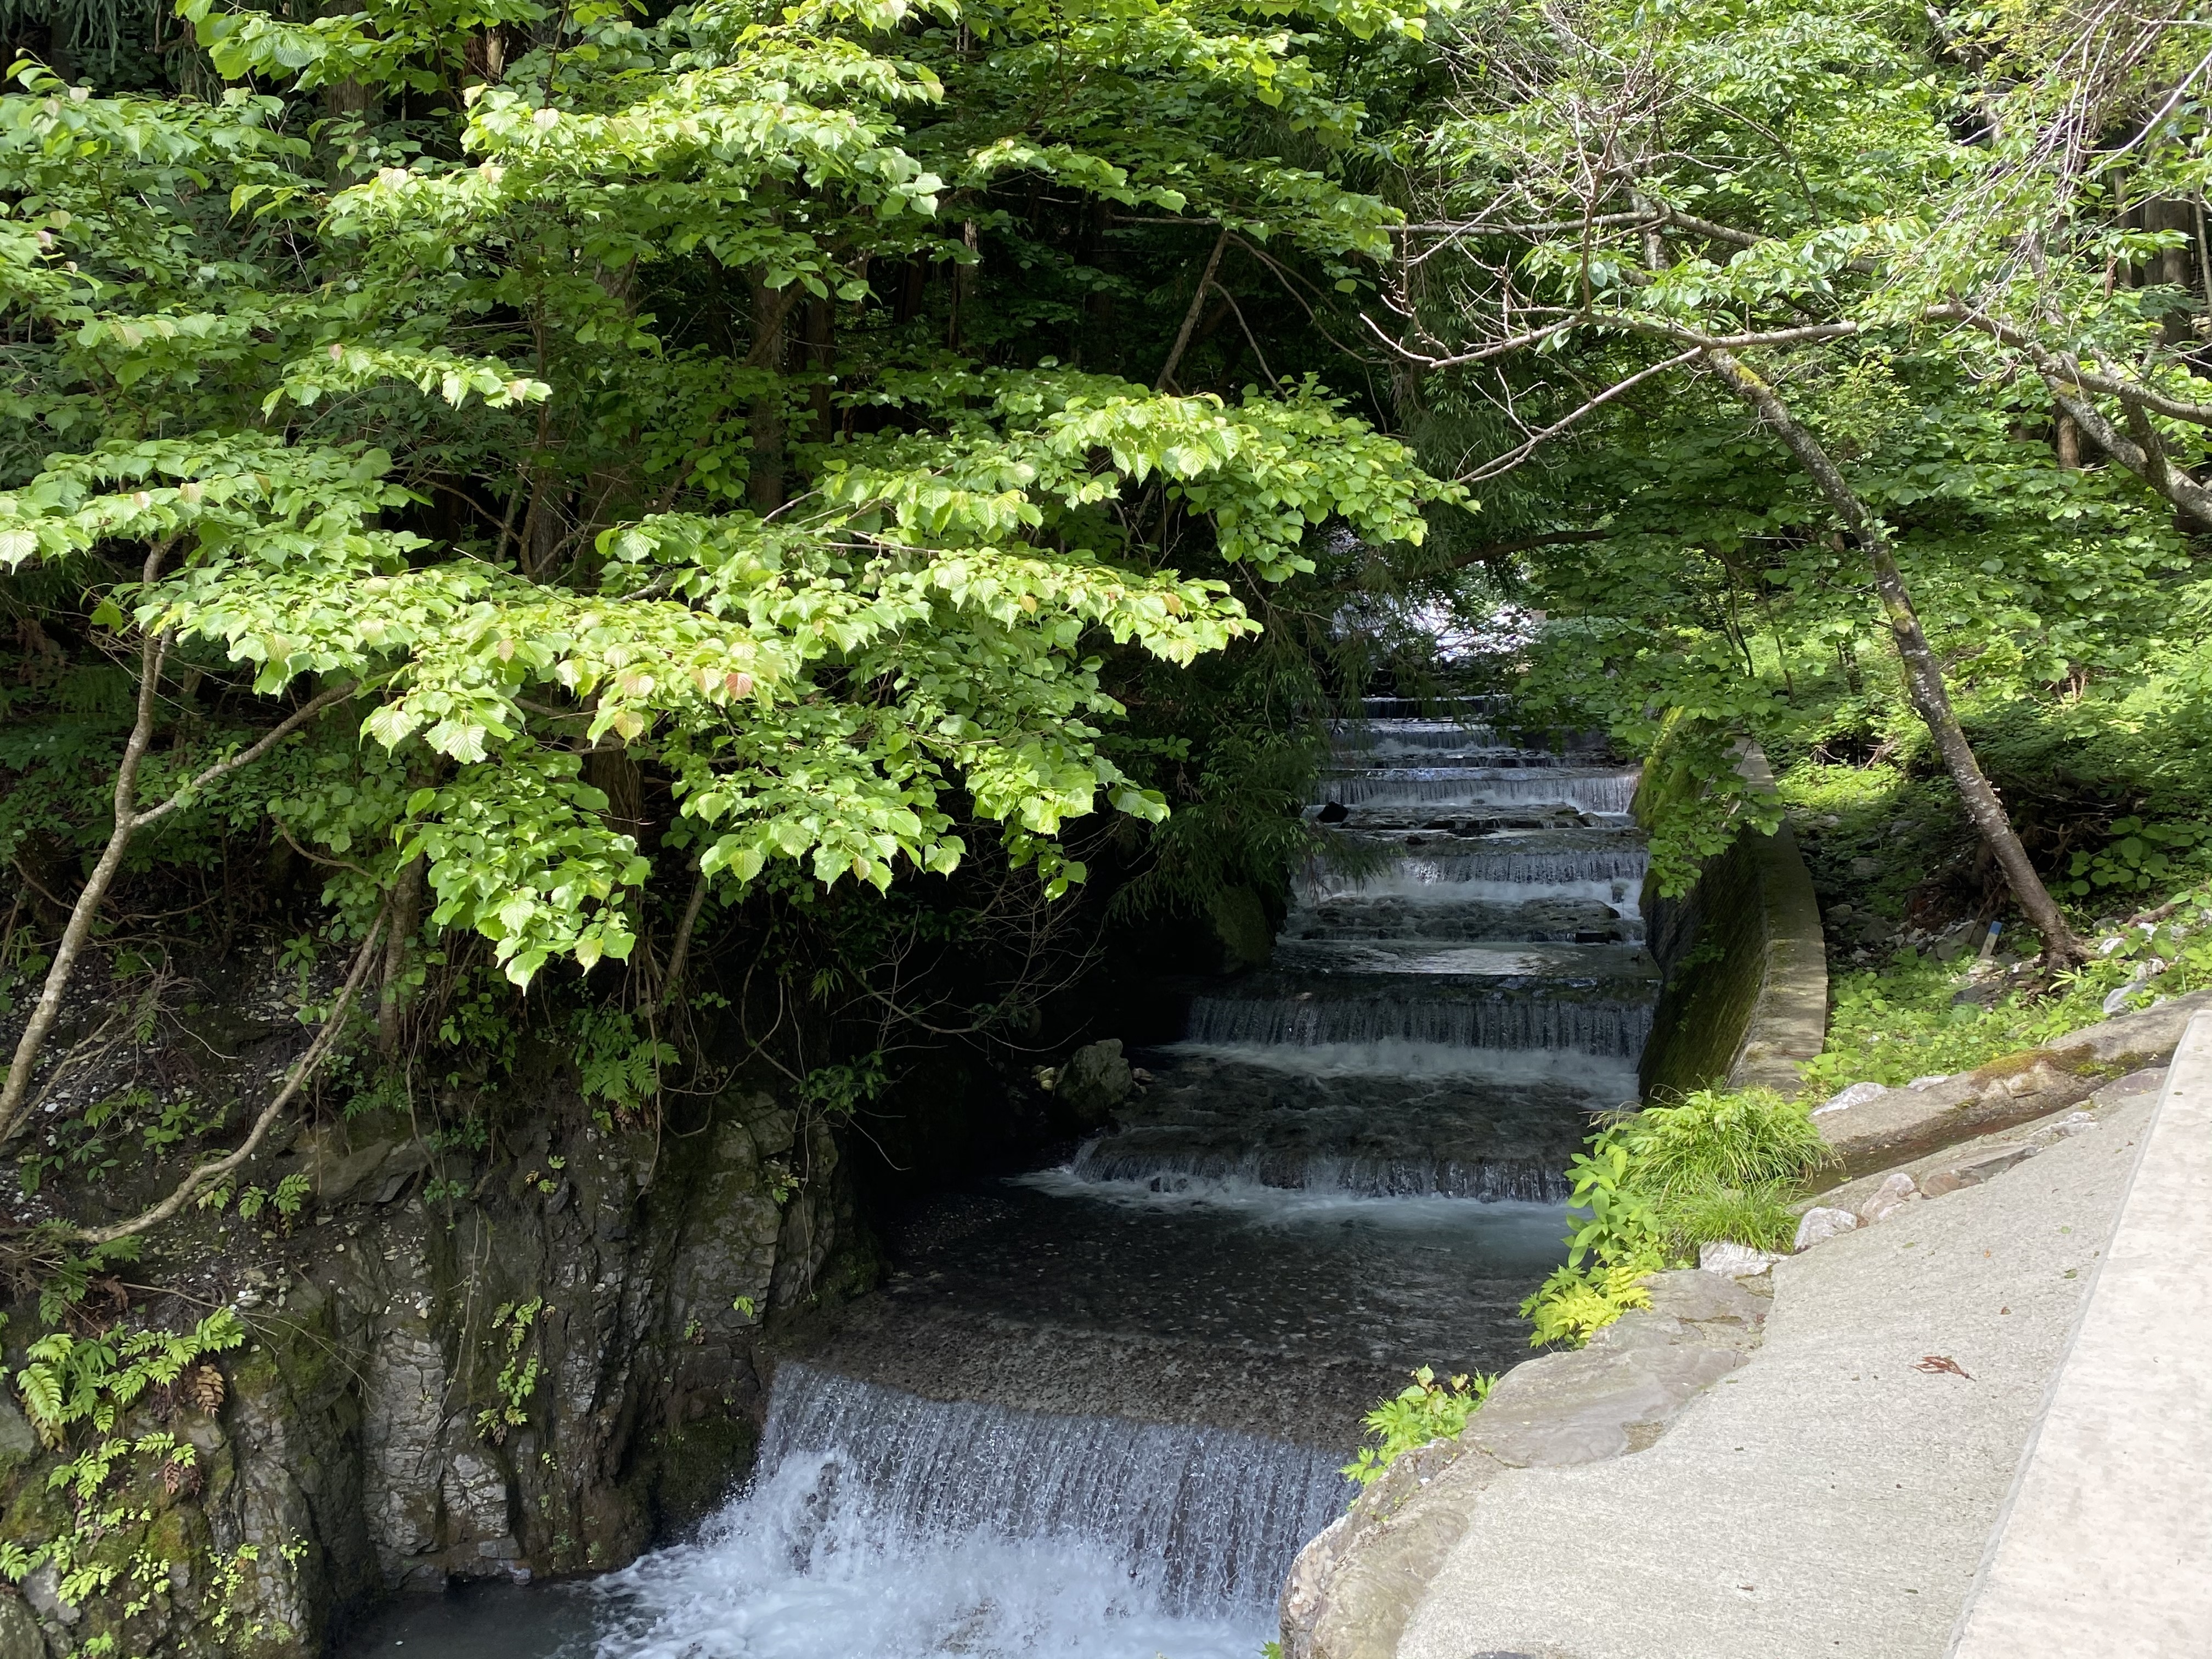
[1341,1366,1497,1488]
[1518,877,2212,1357]
[1803,903,2212,1093]
[1519,1087,1834,1346]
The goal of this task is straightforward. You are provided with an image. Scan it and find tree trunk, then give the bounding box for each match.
[1702,348,2088,964]
[748,276,790,511]
[1,610,168,1141]
[377,854,426,1057]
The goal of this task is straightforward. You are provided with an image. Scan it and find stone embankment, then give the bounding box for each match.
[1282,994,2212,1658]
[0,949,877,1659]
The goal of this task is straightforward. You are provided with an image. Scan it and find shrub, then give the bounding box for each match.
[1342,1367,1498,1488]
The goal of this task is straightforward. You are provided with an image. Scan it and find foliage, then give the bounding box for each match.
[1341,1364,1496,1488]
[1523,1088,1830,1345]
[475,1296,546,1443]
[1,1307,244,1638]
[1519,1263,1655,1350]
[1384,0,2212,939]
[13,1309,242,1448]
[0,0,1463,1006]
[1802,890,2212,1093]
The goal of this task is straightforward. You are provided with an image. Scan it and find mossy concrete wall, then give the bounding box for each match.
[1638,745,1828,1099]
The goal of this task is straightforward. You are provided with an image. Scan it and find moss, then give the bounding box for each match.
[1207,884,1275,973]
[1641,831,1774,1098]
[647,1413,760,1538]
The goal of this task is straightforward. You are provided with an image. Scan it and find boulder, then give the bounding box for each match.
[1857,1170,1921,1226]
[1056,1040,1134,1125]
[1699,1240,1787,1278]
[1794,1206,1859,1250]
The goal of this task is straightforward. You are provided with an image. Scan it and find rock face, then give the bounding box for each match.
[0,1077,868,1659]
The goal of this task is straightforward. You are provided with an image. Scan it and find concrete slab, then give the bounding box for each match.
[1948,1013,2212,1657]
[1387,1080,2158,1659]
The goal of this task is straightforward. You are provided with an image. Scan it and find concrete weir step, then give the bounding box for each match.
[1279,1022,2210,1658]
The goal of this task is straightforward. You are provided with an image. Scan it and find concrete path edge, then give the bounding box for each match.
[1946,1009,2212,1657]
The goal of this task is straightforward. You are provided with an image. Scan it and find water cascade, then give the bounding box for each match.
[345,699,1657,1659]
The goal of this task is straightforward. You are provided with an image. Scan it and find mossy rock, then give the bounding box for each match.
[648,1413,760,1538]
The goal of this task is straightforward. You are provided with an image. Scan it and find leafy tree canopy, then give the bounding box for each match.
[0,0,1463,990]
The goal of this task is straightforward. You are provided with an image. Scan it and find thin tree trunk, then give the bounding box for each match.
[0,605,357,1143]
[1155,227,1231,392]
[2,559,171,1141]
[653,865,711,1019]
[377,854,426,1057]
[748,275,791,511]
[1702,348,2087,964]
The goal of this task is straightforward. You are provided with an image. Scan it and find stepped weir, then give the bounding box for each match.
[347,698,1660,1658]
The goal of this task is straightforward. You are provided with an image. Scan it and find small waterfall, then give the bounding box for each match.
[1186,990,1654,1057]
[1331,719,1504,753]
[1319,768,1641,813]
[593,1362,1347,1657]
[1302,844,1649,890]
[751,1363,1347,1613]
[1064,1140,1572,1202]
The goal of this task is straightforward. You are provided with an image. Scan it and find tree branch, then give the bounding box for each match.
[70,912,388,1246]
[1155,227,1232,392]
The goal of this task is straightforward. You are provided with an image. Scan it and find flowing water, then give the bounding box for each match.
[343,697,1656,1659]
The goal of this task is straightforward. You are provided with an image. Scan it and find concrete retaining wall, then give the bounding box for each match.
[1637,743,1828,1099]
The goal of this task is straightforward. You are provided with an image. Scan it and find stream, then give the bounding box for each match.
[342,698,1656,1658]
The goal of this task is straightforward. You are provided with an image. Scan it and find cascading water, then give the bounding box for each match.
[342,697,1657,1659]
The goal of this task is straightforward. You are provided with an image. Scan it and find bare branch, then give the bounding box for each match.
[70,911,389,1245]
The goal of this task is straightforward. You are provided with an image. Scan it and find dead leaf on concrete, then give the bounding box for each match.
[1914,1355,1973,1379]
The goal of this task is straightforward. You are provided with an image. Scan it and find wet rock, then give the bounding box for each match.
[0,1595,43,1659]
[1814,1081,1889,1118]
[1857,1171,1921,1226]
[1794,1206,1860,1250]
[1056,1039,1134,1125]
[1921,1144,2036,1198]
[1700,1240,1786,1278]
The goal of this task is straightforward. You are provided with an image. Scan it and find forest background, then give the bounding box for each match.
[0,0,2209,1402]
